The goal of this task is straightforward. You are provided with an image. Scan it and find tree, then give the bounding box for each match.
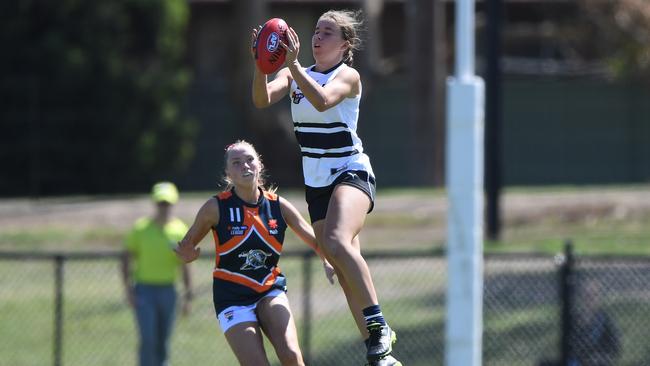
[579,0,650,81]
[0,0,195,196]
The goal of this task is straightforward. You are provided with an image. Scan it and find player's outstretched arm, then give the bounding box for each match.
[175,198,219,263]
[279,196,335,284]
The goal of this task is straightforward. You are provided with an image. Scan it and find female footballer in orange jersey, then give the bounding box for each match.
[251,10,400,366]
[174,140,334,366]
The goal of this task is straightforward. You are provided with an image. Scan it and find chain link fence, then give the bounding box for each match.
[484,253,560,365]
[1,249,649,366]
[568,255,650,366]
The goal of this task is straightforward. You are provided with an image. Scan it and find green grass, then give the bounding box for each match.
[0,227,125,251]
[2,253,649,365]
[486,214,650,255]
[2,186,650,365]
[0,262,55,365]
[0,229,72,249]
[2,185,650,255]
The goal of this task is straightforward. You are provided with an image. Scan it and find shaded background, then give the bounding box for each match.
[2,2,650,365]
[2,0,649,198]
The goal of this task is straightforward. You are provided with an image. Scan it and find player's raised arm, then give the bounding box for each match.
[251,21,293,108]
[281,27,360,112]
[252,67,292,108]
[175,198,219,263]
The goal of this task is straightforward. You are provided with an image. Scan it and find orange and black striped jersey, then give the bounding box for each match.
[211,188,287,313]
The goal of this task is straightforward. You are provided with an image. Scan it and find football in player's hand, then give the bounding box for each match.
[254,18,289,75]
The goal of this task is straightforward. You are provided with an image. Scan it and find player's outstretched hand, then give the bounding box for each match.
[280,27,300,66]
[250,25,262,60]
[174,240,200,263]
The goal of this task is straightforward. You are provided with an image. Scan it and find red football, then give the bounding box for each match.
[254,18,289,75]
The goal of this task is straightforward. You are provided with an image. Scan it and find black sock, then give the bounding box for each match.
[363,304,386,327]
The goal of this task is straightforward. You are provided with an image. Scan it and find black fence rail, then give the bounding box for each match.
[1,247,649,366]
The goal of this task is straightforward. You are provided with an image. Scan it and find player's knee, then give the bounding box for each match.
[276,347,304,366]
[321,233,350,261]
[238,353,270,366]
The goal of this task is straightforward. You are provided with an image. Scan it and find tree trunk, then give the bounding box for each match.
[407,0,446,186]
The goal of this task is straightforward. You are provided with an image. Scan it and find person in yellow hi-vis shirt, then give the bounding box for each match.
[121,181,192,366]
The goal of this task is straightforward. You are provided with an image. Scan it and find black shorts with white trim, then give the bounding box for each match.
[305,170,376,224]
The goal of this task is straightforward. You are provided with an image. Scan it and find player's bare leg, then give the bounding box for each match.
[315,230,368,338]
[314,184,398,362]
[332,255,400,366]
[257,294,305,366]
[224,322,271,366]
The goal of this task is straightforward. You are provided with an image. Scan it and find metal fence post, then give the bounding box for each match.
[560,240,575,366]
[301,252,312,365]
[54,255,64,366]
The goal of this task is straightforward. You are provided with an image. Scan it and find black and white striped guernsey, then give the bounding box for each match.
[289,62,374,188]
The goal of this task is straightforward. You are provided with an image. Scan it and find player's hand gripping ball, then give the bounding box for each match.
[254,18,289,75]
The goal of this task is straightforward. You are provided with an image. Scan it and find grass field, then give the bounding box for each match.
[2,255,649,365]
[0,255,447,366]
[1,185,649,254]
[1,185,650,365]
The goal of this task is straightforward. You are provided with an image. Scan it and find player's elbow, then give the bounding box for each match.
[252,97,271,109]
[313,101,330,112]
[312,95,336,112]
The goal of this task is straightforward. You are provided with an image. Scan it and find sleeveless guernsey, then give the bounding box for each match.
[211,188,287,313]
[290,62,374,188]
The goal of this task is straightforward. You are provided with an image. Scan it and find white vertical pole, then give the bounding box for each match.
[445,0,485,365]
[456,0,475,81]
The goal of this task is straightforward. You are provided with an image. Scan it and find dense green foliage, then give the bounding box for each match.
[0,0,195,196]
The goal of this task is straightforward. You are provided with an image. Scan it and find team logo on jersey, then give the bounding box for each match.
[239,249,272,270]
[228,225,248,236]
[224,310,234,322]
[268,219,278,234]
[291,90,304,104]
